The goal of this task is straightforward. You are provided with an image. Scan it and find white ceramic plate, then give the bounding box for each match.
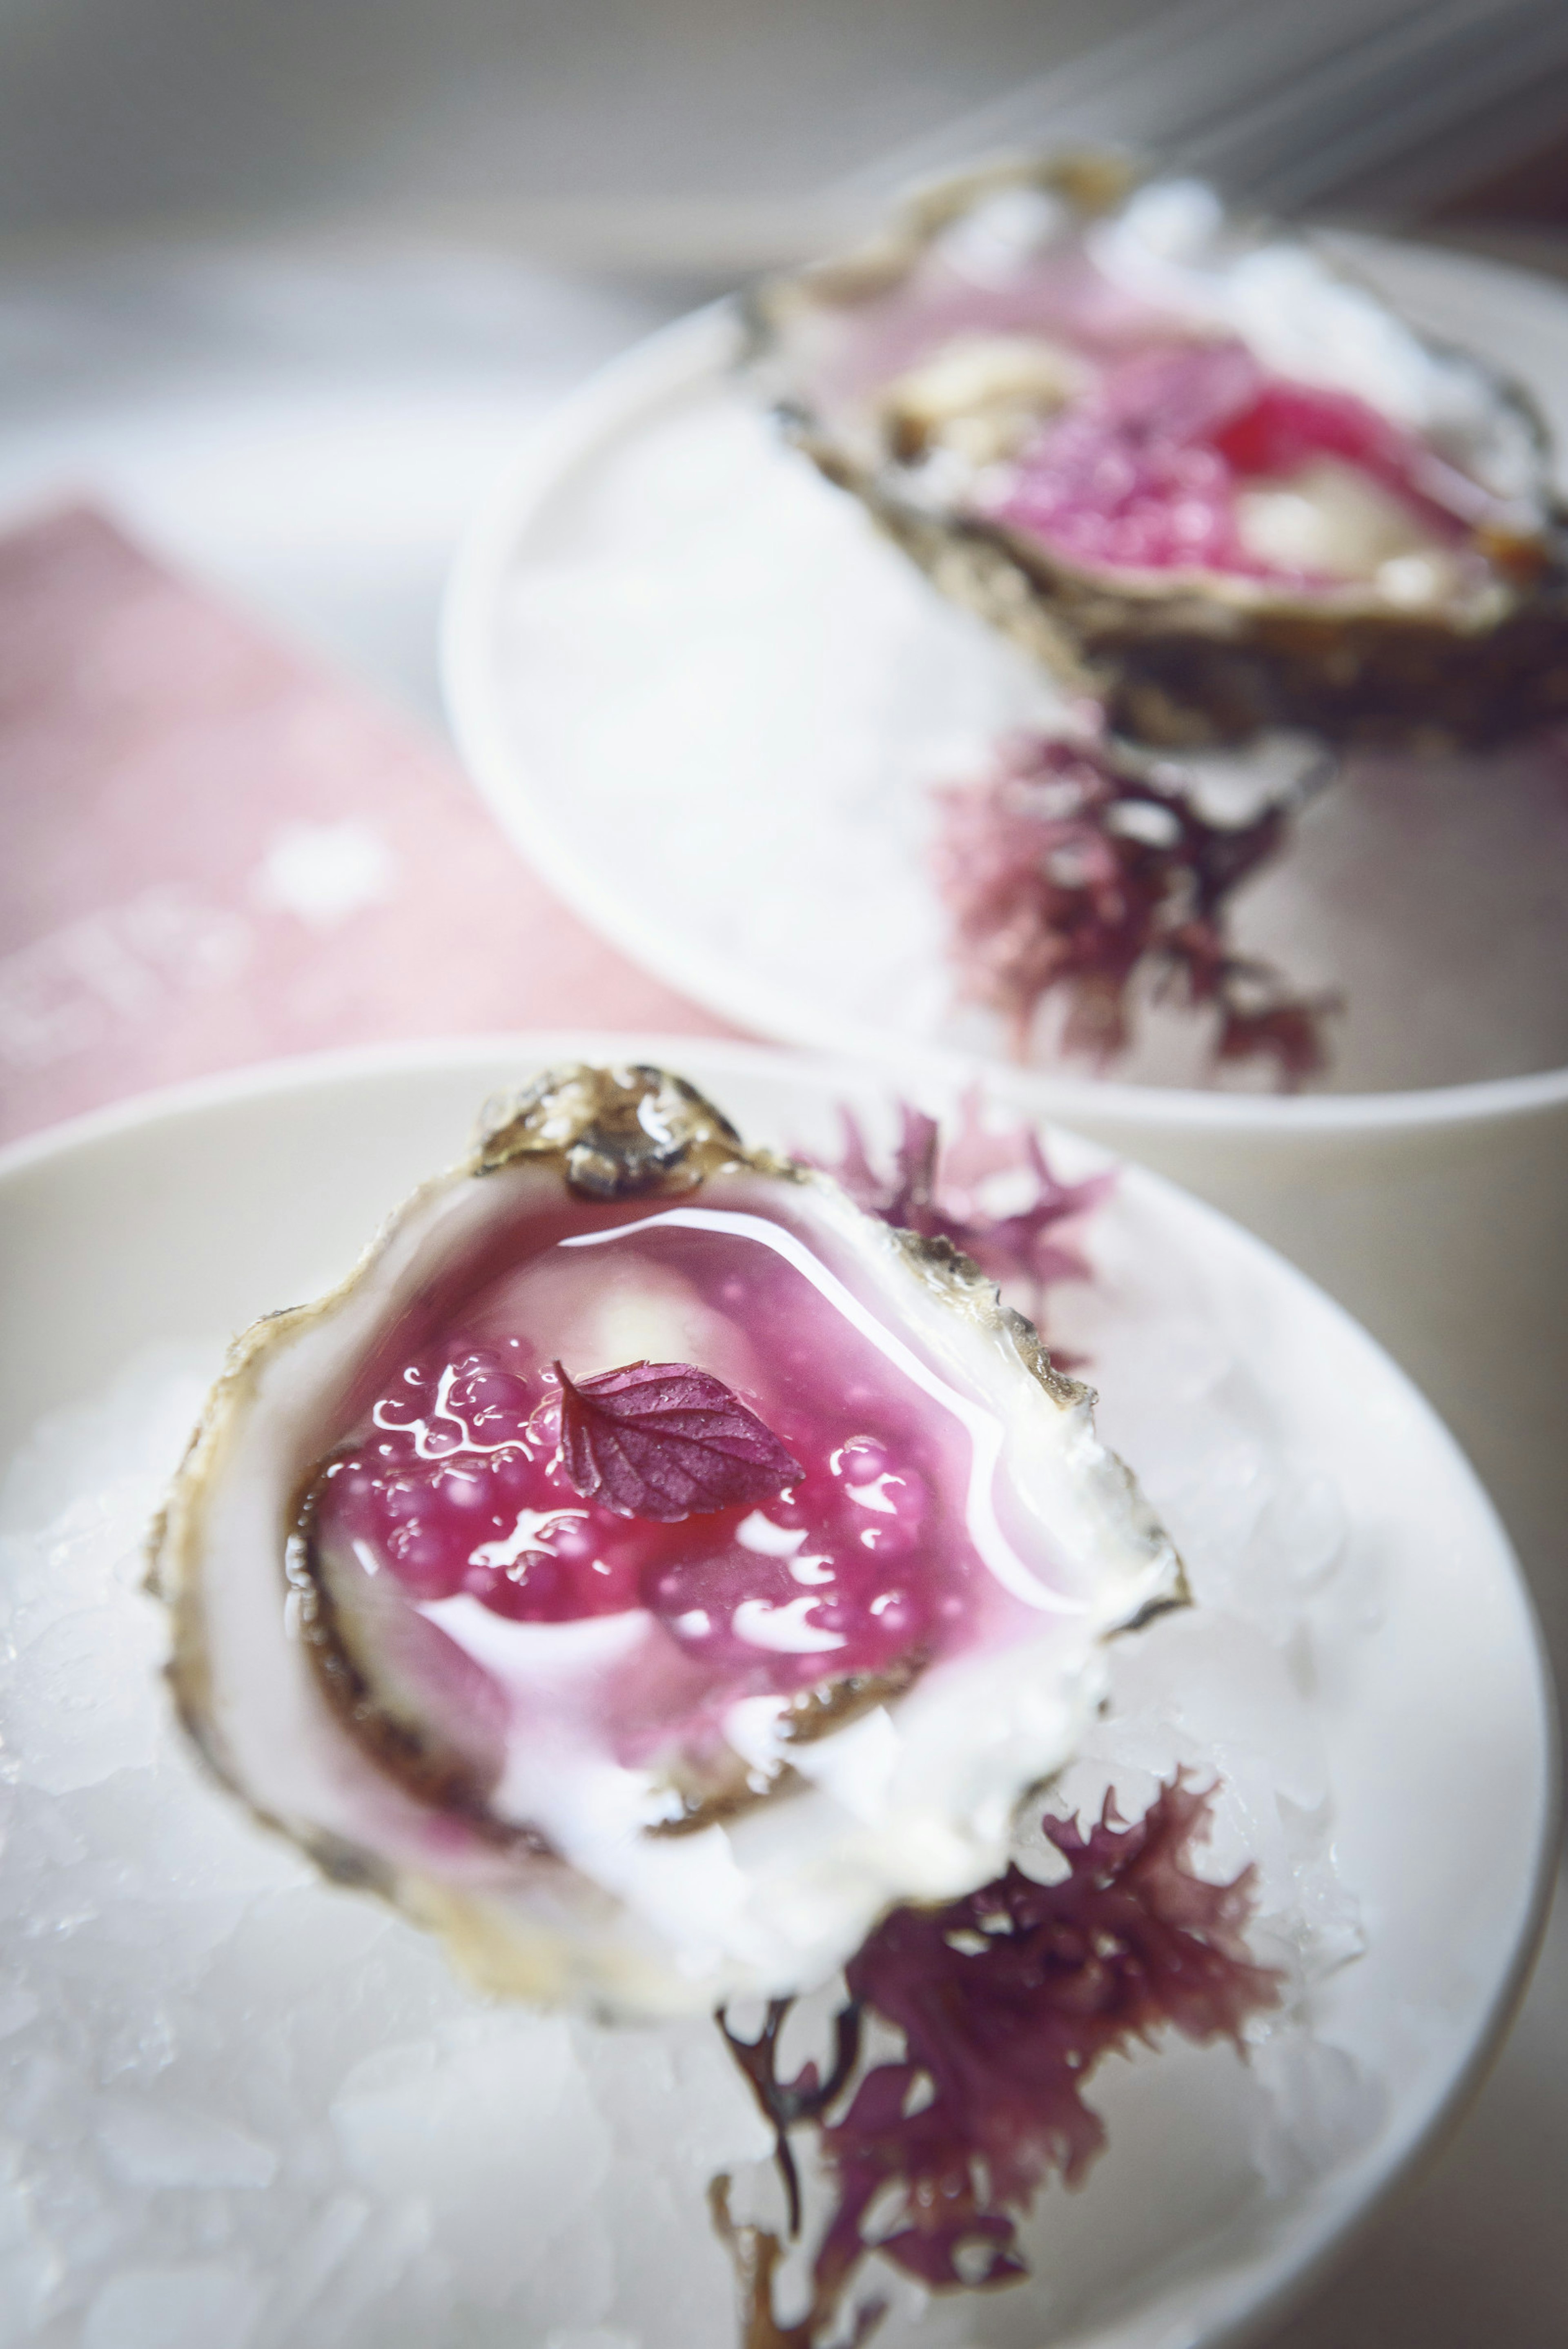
[442,241,1568,1127]
[0,1035,1555,2349]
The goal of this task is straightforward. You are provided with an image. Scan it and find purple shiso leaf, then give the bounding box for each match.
[930,729,1337,1088]
[543,1360,802,1523]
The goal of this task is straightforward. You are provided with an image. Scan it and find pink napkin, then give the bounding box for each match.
[0,505,743,1144]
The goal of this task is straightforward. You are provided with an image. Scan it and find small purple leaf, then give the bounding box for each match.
[546,1359,803,1523]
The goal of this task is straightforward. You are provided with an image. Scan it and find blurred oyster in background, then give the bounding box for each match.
[749,157,1568,747]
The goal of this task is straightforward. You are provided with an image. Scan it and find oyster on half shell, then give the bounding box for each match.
[748,158,1568,748]
[151,1065,1181,2020]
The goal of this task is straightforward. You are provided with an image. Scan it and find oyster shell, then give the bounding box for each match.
[151,1064,1181,2020]
[748,158,1568,748]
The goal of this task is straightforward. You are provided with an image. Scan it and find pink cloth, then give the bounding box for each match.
[0,505,743,1144]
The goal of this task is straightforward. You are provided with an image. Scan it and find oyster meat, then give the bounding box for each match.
[151,1065,1180,2019]
[749,159,1568,747]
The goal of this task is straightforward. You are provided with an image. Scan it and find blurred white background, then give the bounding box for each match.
[0,0,1158,237]
[0,0,1564,262]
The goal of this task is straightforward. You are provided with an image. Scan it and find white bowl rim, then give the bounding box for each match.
[0,1028,1560,2349]
[438,262,1568,1142]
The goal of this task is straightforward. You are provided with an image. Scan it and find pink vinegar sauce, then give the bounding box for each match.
[988,338,1469,583]
[310,1201,1038,1752]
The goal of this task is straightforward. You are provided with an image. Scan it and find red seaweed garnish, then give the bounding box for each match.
[712,1777,1282,2349]
[802,1089,1111,1340]
[931,729,1338,1085]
